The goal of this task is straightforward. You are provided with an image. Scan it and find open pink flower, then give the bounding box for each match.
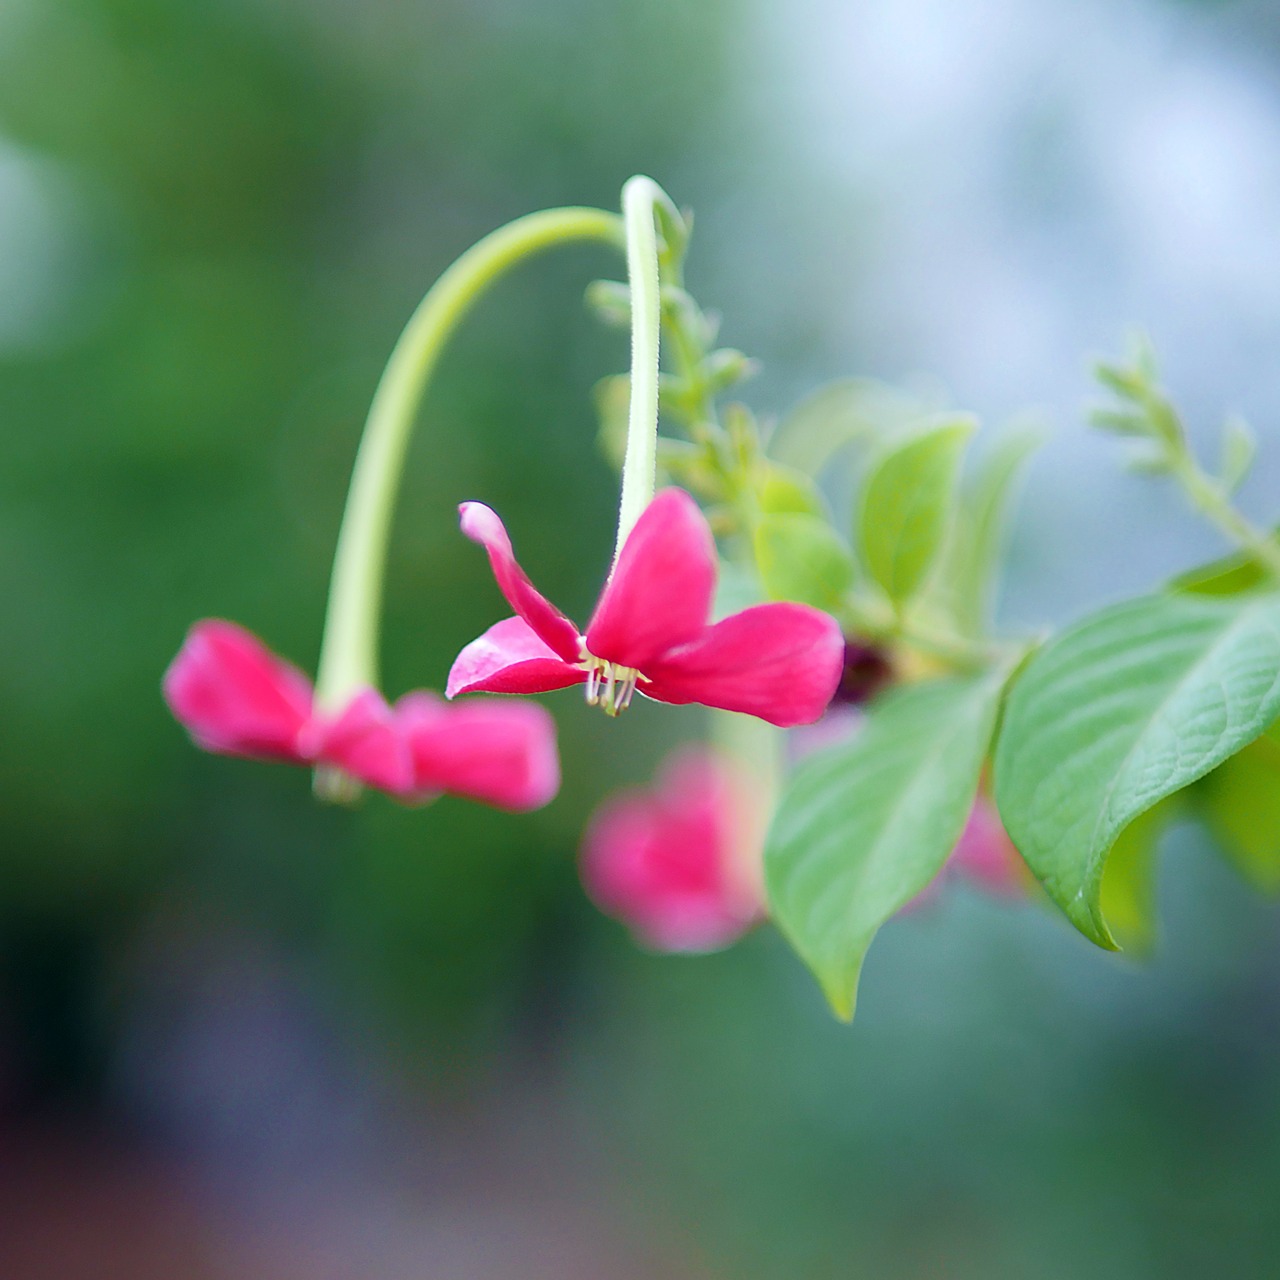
[447,488,844,727]
[163,619,559,811]
[580,747,763,952]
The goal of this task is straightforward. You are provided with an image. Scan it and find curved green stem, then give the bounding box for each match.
[314,206,624,712]
[614,176,681,555]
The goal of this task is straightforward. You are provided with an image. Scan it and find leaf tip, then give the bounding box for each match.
[818,963,862,1023]
[1066,893,1121,952]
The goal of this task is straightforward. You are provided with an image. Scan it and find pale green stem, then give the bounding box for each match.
[614,176,678,555]
[313,207,624,712]
[1169,453,1280,580]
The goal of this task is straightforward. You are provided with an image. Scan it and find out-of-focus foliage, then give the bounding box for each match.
[0,0,740,1044]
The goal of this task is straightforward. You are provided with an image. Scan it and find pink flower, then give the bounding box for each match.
[580,747,763,952]
[163,619,559,811]
[447,488,844,727]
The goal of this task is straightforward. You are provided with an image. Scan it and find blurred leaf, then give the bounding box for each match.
[1167,532,1280,596]
[1219,415,1256,495]
[755,461,826,517]
[1097,796,1178,954]
[1196,721,1280,893]
[594,374,631,471]
[857,415,974,606]
[754,513,855,613]
[768,378,926,474]
[766,670,1006,1019]
[945,425,1043,635]
[994,592,1280,948]
[586,279,631,328]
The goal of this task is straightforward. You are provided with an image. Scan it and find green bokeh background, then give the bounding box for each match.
[1,0,1279,1275]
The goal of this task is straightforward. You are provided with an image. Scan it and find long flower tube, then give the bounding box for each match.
[313,206,627,719]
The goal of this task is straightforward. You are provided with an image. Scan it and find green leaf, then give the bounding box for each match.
[753,513,855,613]
[1195,721,1280,892]
[993,591,1280,947]
[857,415,975,605]
[1219,415,1256,495]
[1168,530,1280,597]
[1097,796,1178,954]
[1169,549,1267,597]
[768,378,929,474]
[944,425,1043,635]
[766,670,1007,1019]
[755,461,827,518]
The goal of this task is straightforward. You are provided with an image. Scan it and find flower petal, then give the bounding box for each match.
[584,488,717,669]
[447,616,586,698]
[396,692,560,811]
[307,689,414,794]
[459,502,582,662]
[162,620,314,761]
[643,602,844,727]
[580,746,760,952]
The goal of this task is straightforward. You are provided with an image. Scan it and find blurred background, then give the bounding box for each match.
[3,0,1280,1275]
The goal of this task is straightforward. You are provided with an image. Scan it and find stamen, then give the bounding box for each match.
[580,655,643,717]
[616,673,638,712]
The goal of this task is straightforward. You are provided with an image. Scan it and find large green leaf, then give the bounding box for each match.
[857,416,974,606]
[766,671,1006,1019]
[994,591,1280,947]
[754,513,855,614]
[1196,721,1280,892]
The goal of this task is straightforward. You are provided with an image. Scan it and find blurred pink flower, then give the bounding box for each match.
[163,619,559,810]
[945,792,1027,897]
[581,746,763,952]
[448,488,844,727]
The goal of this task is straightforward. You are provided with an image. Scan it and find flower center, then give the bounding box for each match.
[582,653,643,717]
